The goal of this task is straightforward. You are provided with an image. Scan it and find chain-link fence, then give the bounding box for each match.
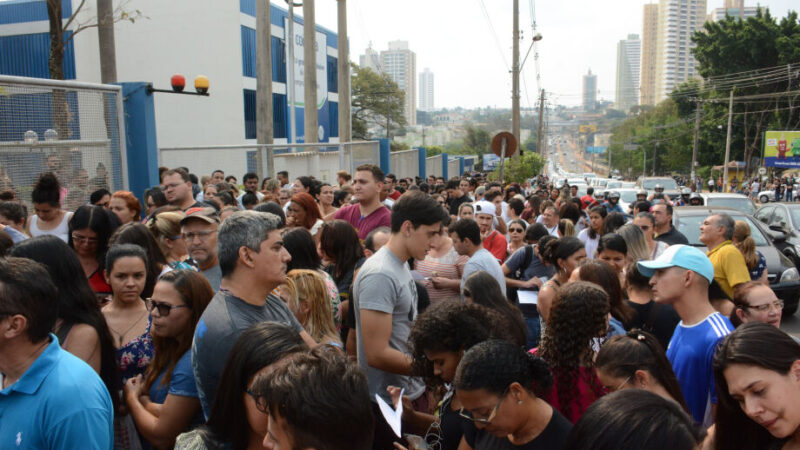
[0,75,127,210]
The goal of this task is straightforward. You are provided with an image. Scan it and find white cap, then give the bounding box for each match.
[473,201,496,218]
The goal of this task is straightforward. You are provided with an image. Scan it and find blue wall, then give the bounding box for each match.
[0,0,72,25]
[0,32,76,79]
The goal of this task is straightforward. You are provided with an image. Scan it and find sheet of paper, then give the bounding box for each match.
[518,290,539,305]
[376,389,404,437]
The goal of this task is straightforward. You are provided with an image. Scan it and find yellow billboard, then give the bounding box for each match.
[579,125,597,133]
[765,131,800,168]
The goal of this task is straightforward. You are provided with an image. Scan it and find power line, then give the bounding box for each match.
[476,0,509,70]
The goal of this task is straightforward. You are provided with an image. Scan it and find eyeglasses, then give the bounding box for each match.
[459,388,508,425]
[145,298,189,317]
[509,228,525,233]
[606,376,631,392]
[747,300,784,313]
[182,230,217,241]
[72,233,98,244]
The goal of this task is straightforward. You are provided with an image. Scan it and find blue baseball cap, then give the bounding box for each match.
[637,244,714,284]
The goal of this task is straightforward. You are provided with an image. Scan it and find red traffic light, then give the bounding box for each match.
[171,74,186,92]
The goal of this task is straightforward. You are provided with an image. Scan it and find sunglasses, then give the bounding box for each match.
[145,298,189,317]
[509,228,525,233]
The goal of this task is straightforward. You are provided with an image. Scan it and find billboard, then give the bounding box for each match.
[482,153,502,171]
[585,146,606,154]
[765,131,800,168]
[579,125,597,133]
[285,18,329,142]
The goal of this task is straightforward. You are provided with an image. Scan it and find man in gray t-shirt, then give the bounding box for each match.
[449,218,506,294]
[190,211,316,418]
[352,191,445,449]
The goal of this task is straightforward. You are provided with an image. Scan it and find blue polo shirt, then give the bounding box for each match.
[0,334,113,449]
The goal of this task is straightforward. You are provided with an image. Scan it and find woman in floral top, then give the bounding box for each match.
[101,244,155,449]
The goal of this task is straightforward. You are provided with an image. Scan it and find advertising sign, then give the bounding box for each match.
[483,153,502,171]
[579,125,597,133]
[285,19,328,109]
[764,131,800,168]
[585,146,606,154]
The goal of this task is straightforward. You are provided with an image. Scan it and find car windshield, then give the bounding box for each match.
[704,198,755,215]
[676,214,768,247]
[619,191,637,203]
[791,209,800,230]
[643,179,679,190]
[606,181,622,189]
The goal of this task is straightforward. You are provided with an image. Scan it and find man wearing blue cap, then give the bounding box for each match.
[638,244,733,428]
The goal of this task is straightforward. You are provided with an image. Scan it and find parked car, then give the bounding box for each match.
[755,203,800,269]
[636,176,681,200]
[700,193,757,215]
[757,190,776,203]
[673,206,800,316]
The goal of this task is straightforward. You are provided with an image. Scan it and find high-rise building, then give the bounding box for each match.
[708,0,764,22]
[419,68,434,112]
[654,0,707,102]
[640,4,659,106]
[359,45,381,73]
[380,40,417,125]
[583,69,598,112]
[615,34,641,112]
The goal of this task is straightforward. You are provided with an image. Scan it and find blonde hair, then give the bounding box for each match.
[146,211,184,257]
[285,269,341,346]
[558,218,575,237]
[733,220,758,270]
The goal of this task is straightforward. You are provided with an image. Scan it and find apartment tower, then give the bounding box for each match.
[380,40,417,125]
[654,0,707,102]
[640,4,659,106]
[615,34,641,112]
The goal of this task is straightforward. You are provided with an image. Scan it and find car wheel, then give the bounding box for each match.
[760,195,769,203]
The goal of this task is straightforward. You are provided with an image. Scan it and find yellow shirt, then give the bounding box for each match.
[706,240,751,298]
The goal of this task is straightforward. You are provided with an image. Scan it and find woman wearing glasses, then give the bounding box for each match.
[730,282,792,334]
[594,329,689,411]
[69,205,121,298]
[455,339,572,449]
[506,219,528,256]
[124,270,213,449]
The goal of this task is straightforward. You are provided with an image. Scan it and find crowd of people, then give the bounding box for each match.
[2,163,800,450]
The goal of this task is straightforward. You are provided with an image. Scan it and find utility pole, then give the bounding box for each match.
[256,0,274,178]
[536,89,545,155]
[723,89,734,192]
[511,0,520,158]
[337,0,351,143]
[691,100,701,188]
[303,0,318,143]
[652,142,658,176]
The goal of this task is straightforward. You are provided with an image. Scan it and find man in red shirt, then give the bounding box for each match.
[384,173,402,201]
[474,200,507,262]
[334,164,392,240]
[580,186,598,210]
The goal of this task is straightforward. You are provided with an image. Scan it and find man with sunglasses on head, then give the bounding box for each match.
[181,207,221,291]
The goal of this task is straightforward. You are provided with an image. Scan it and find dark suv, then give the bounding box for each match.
[636,176,681,200]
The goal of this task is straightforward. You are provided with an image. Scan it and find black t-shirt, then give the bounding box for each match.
[625,299,681,350]
[462,406,572,449]
[655,225,689,246]
[440,390,469,450]
[449,194,471,216]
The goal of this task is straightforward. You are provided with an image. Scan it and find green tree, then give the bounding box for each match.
[487,152,545,184]
[463,126,491,154]
[351,64,407,140]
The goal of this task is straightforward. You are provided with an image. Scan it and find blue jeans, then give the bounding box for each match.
[525,316,541,350]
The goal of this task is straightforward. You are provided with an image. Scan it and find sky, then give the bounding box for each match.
[313,0,797,109]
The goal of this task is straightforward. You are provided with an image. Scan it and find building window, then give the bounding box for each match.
[243,89,288,139]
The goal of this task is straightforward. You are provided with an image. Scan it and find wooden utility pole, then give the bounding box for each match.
[256,0,274,177]
[511,0,520,158]
[536,89,545,155]
[303,0,318,143]
[337,0,351,143]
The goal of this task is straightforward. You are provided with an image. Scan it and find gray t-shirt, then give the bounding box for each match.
[191,290,303,418]
[199,264,222,292]
[462,248,507,294]
[505,245,555,282]
[353,247,425,403]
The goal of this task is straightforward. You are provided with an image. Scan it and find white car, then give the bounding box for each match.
[757,190,776,203]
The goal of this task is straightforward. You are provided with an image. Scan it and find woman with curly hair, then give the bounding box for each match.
[401,301,514,449]
[536,281,609,423]
[537,236,586,323]
[455,339,573,449]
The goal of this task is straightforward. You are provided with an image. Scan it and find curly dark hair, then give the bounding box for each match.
[538,281,609,420]
[454,339,553,399]
[408,301,512,386]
